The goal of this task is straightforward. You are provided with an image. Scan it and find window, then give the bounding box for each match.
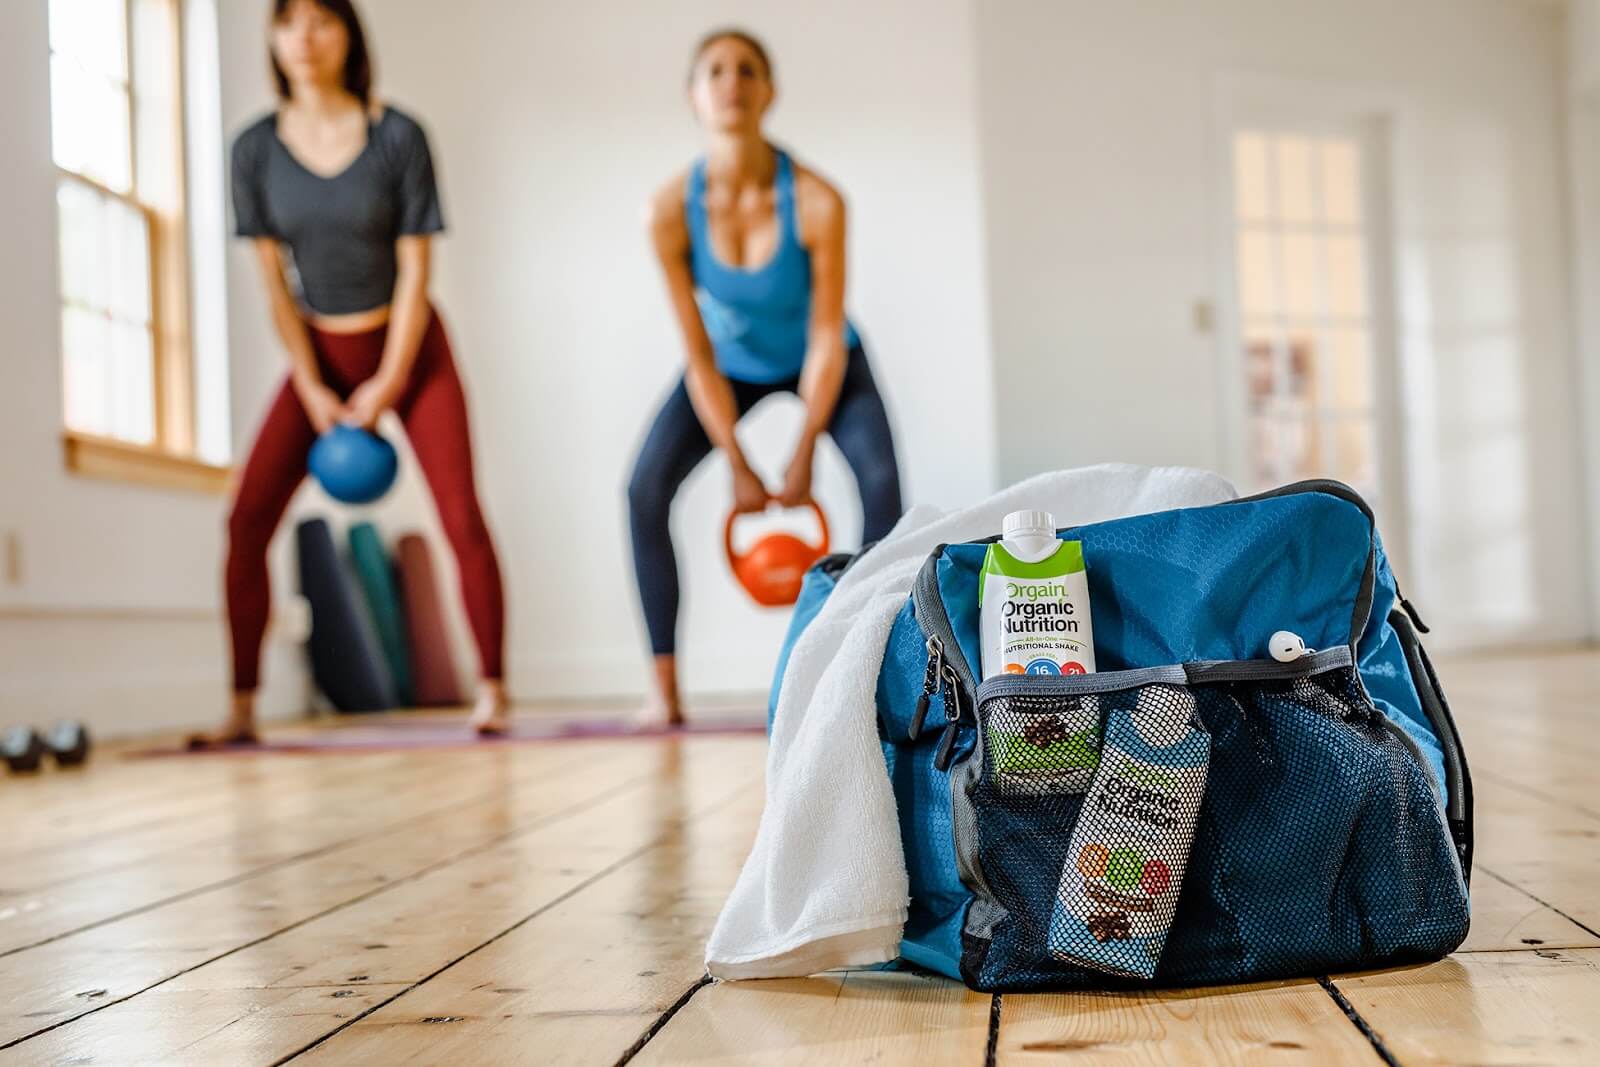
[1230,129,1380,502]
[49,0,228,492]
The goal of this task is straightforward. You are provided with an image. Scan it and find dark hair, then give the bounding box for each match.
[269,0,373,106]
[689,28,773,85]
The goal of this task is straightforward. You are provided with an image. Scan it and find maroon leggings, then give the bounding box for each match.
[226,309,505,691]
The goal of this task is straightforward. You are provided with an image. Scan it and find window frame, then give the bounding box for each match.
[51,0,231,494]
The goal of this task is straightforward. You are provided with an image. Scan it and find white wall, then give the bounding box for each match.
[1567,0,1600,636]
[0,0,306,739]
[974,0,1591,650]
[214,0,998,702]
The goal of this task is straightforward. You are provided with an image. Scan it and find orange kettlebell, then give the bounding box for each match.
[725,501,831,607]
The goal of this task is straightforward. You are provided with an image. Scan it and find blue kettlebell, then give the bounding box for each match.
[308,424,399,505]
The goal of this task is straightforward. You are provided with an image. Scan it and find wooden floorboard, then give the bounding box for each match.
[1469,776,1600,932]
[1332,948,1600,1065]
[0,741,660,1050]
[2,738,758,1066]
[298,752,767,1065]
[0,748,582,954]
[992,980,1380,1065]
[631,971,993,1066]
[1458,868,1598,953]
[0,645,1591,1065]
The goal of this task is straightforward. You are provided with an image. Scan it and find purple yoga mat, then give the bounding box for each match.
[127,716,765,757]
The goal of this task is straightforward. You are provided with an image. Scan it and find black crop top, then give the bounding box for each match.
[230,106,444,316]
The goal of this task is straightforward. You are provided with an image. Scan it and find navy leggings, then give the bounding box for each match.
[628,344,903,655]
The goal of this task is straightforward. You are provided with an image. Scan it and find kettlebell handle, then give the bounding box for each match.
[724,500,831,567]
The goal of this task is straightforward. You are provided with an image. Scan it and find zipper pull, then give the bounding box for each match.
[1399,595,1431,635]
[908,637,943,741]
[933,663,964,771]
[934,720,960,770]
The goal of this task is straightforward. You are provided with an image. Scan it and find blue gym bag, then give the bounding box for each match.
[769,480,1472,990]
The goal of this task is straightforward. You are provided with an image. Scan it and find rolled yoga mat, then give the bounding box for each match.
[395,532,464,706]
[297,517,397,712]
[349,521,414,706]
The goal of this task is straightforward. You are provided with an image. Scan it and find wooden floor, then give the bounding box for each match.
[0,648,1595,1065]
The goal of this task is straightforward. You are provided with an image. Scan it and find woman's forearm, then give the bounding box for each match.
[251,240,321,390]
[794,333,847,448]
[375,263,431,389]
[684,354,751,470]
[268,287,322,390]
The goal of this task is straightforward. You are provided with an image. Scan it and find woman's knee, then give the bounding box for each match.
[627,458,676,524]
[854,455,903,512]
[436,495,493,556]
[226,492,278,552]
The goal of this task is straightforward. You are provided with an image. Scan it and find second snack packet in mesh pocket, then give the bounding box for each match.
[1049,686,1210,978]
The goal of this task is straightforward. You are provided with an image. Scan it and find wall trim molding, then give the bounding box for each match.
[0,604,218,622]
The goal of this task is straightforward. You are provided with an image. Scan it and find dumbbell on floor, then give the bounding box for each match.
[2,727,47,773]
[2,722,93,773]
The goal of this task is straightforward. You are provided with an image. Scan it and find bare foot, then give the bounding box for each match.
[634,696,687,731]
[470,679,512,737]
[635,654,686,730]
[187,693,259,749]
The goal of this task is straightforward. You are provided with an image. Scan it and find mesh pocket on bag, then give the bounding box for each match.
[960,664,1470,991]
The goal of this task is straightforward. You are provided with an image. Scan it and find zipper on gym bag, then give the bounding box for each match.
[908,633,969,770]
[909,551,980,770]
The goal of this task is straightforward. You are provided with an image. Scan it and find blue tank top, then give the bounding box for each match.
[686,148,858,384]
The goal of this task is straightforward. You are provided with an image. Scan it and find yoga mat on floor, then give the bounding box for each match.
[127,715,766,757]
[297,517,396,712]
[349,521,414,705]
[395,532,464,706]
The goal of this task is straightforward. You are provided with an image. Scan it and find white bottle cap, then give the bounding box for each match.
[1002,510,1056,540]
[1133,687,1196,747]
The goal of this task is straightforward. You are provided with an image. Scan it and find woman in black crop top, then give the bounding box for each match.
[201,0,509,745]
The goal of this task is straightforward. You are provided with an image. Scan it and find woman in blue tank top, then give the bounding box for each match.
[628,29,904,725]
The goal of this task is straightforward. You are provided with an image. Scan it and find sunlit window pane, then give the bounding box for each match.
[1326,234,1367,318]
[1251,414,1315,487]
[62,306,154,444]
[58,180,150,323]
[1321,138,1362,226]
[1236,229,1276,316]
[1244,329,1280,407]
[57,180,106,309]
[49,0,128,82]
[1234,131,1271,222]
[1284,332,1317,406]
[108,194,151,322]
[110,319,156,443]
[1331,416,1377,491]
[1327,328,1373,410]
[1281,232,1319,317]
[1275,136,1316,224]
[62,306,111,436]
[50,53,132,192]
